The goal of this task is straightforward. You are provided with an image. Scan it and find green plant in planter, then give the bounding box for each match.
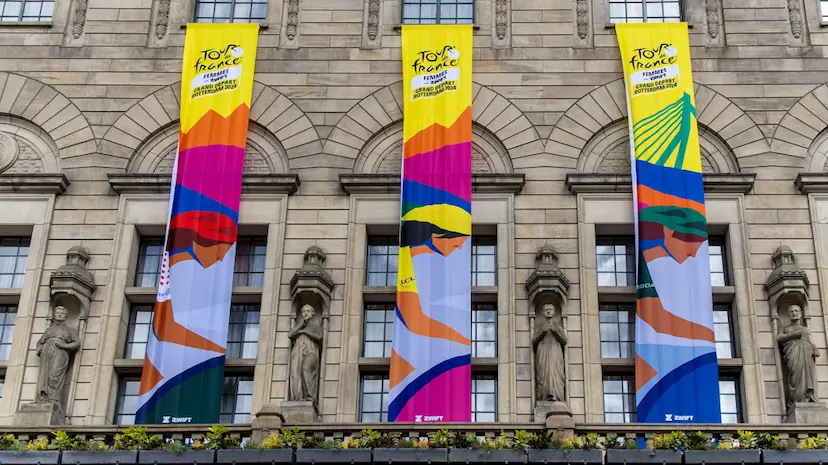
[431,429,451,449]
[605,434,636,450]
[356,429,394,448]
[653,431,687,451]
[482,432,511,450]
[685,431,711,451]
[162,441,189,452]
[733,430,757,449]
[113,426,165,450]
[796,436,828,450]
[201,425,241,450]
[0,433,17,450]
[83,439,109,451]
[260,433,286,449]
[49,431,80,451]
[756,433,786,451]
[26,438,49,451]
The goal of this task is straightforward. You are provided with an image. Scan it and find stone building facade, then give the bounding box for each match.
[0,0,826,427]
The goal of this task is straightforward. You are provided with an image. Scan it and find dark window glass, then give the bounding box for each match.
[596,237,635,287]
[124,304,154,359]
[599,304,635,359]
[194,0,267,23]
[227,304,260,359]
[135,238,164,288]
[233,237,267,287]
[0,306,15,361]
[363,304,394,358]
[472,236,496,286]
[719,377,742,424]
[709,237,728,287]
[472,374,497,422]
[115,377,141,425]
[714,304,736,359]
[366,236,398,287]
[608,0,681,23]
[603,374,636,423]
[0,1,53,22]
[402,0,474,24]
[220,376,255,423]
[0,237,29,289]
[472,303,496,358]
[359,374,389,422]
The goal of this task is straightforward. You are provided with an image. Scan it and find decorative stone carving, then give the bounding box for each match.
[778,304,819,405]
[765,246,809,309]
[533,303,567,403]
[705,0,720,39]
[576,0,588,40]
[367,0,380,41]
[525,246,572,430]
[288,304,323,404]
[0,132,19,173]
[286,0,300,41]
[788,0,803,39]
[495,0,508,40]
[72,0,88,39]
[155,0,171,40]
[280,246,334,424]
[36,306,80,407]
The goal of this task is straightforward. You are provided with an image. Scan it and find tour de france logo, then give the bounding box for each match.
[409,45,461,101]
[627,43,680,97]
[190,44,245,100]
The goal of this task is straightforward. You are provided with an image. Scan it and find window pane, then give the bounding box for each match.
[823,0,828,22]
[135,237,164,288]
[359,374,389,422]
[227,304,260,359]
[115,378,142,424]
[714,305,736,359]
[402,0,472,24]
[124,305,155,359]
[194,0,268,23]
[719,378,742,423]
[472,304,497,358]
[221,376,254,424]
[0,237,29,289]
[603,375,636,422]
[362,304,395,358]
[233,237,267,287]
[609,0,682,23]
[472,374,497,422]
[596,237,634,287]
[0,306,14,361]
[367,237,398,287]
[599,304,635,359]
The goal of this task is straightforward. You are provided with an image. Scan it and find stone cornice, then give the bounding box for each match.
[339,173,526,194]
[108,173,300,195]
[795,173,828,193]
[0,174,70,194]
[566,173,756,194]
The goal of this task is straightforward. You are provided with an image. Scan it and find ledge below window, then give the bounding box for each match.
[108,173,300,195]
[794,173,828,193]
[0,174,69,194]
[340,173,525,195]
[566,173,755,194]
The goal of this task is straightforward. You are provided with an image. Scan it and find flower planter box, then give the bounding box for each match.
[527,449,603,465]
[138,450,215,464]
[61,450,139,465]
[0,450,59,464]
[684,450,761,465]
[295,449,372,465]
[373,448,449,464]
[449,449,525,464]
[216,449,293,464]
[763,450,828,465]
[605,450,682,465]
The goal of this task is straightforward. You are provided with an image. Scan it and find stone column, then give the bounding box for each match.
[525,246,573,435]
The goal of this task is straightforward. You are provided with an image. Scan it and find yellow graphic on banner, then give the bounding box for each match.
[616,23,701,173]
[179,23,259,132]
[402,25,472,142]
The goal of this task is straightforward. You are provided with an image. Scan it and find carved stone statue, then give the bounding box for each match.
[288,304,323,405]
[778,304,819,411]
[36,306,80,406]
[533,303,567,402]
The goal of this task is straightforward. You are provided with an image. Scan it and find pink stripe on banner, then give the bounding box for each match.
[176,145,245,209]
[392,365,471,422]
[403,142,472,202]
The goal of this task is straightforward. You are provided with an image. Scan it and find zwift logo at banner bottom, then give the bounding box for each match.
[414,415,444,422]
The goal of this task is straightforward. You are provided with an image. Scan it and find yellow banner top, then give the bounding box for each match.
[401,25,473,139]
[179,23,259,132]
[616,22,701,173]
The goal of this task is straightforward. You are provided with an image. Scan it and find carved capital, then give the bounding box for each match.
[290,246,334,312]
[765,246,809,316]
[526,246,570,309]
[49,246,96,319]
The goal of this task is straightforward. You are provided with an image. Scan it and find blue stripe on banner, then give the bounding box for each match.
[635,160,705,204]
[636,351,720,423]
[171,184,240,223]
[402,180,472,212]
[387,354,471,421]
[134,355,226,424]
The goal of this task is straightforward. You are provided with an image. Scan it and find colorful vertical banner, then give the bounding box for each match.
[616,23,721,423]
[388,25,473,423]
[136,23,259,425]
